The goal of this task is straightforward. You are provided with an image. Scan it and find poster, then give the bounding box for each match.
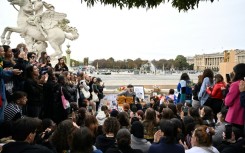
[133,86,144,100]
[100,94,123,111]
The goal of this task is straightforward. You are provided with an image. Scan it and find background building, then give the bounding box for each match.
[186,56,194,65]
[193,49,245,72]
[193,53,223,71]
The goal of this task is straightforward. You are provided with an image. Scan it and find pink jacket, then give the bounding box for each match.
[225,80,244,125]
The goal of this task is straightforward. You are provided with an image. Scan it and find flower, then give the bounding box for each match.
[117,86,126,91]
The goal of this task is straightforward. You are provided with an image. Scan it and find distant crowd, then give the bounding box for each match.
[0,43,245,153]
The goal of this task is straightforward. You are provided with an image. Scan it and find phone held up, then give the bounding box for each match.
[225,124,232,139]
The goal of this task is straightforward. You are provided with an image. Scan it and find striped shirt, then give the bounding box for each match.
[4,103,22,121]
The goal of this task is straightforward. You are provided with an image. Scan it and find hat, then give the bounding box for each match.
[110,109,119,117]
[131,121,144,138]
[96,111,107,126]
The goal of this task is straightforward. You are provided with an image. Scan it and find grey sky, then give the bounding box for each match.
[0,0,245,61]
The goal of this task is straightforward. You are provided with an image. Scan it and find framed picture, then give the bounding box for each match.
[134,86,145,100]
[101,94,118,110]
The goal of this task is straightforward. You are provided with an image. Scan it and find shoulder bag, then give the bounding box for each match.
[61,87,70,109]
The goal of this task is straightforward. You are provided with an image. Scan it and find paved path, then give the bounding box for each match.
[93,73,200,89]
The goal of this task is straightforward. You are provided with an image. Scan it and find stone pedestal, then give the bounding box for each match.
[66,44,71,68]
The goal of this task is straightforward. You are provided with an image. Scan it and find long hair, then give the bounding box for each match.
[38,51,47,64]
[202,69,214,84]
[214,74,224,83]
[232,63,245,82]
[25,65,38,81]
[50,120,74,153]
[180,73,190,81]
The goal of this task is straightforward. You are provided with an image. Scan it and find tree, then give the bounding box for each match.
[174,55,188,70]
[165,59,174,70]
[188,64,194,70]
[82,0,215,11]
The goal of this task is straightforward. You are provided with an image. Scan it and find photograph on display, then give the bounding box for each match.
[133,86,144,100]
[100,94,120,110]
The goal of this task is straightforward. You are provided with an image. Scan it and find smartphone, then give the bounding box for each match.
[225,124,232,139]
[226,74,231,83]
[182,106,189,113]
[182,106,189,116]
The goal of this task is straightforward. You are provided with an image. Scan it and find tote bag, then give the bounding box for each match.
[61,87,70,109]
[81,88,90,99]
[92,92,99,102]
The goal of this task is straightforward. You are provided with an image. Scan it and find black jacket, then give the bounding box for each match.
[106,145,143,153]
[1,141,53,153]
[95,135,116,153]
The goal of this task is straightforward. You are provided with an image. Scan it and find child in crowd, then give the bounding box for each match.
[165,89,177,104]
[4,91,27,122]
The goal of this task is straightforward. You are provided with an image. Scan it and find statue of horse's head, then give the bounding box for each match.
[8,0,30,7]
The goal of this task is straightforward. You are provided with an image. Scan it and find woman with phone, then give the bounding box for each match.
[224,63,245,130]
[206,74,226,121]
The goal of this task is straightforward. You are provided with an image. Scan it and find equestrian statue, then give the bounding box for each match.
[1,0,79,58]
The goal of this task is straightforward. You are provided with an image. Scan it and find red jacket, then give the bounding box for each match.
[206,82,226,99]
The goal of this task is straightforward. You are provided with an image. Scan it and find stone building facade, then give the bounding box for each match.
[193,49,245,71]
[186,56,194,65]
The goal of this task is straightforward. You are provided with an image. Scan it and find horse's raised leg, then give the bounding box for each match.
[1,27,9,44]
[1,27,22,45]
[49,41,63,59]
[5,31,12,45]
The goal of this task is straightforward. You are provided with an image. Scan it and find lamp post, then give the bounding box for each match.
[66,43,71,67]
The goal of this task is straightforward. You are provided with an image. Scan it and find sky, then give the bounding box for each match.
[0,0,245,61]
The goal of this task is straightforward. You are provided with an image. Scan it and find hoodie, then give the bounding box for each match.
[96,111,107,126]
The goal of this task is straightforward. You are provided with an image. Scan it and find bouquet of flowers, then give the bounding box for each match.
[153,85,161,93]
[117,86,126,91]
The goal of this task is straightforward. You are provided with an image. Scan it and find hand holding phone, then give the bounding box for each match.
[225,124,232,139]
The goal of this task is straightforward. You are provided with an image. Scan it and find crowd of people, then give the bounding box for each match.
[0,43,245,153]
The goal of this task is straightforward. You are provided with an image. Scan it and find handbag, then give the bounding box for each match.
[81,88,90,99]
[61,87,70,109]
[92,92,99,102]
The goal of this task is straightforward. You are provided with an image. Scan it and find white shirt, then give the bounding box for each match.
[186,146,219,153]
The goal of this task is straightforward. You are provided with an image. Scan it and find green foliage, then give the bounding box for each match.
[174,55,189,70]
[81,0,215,11]
[188,63,194,70]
